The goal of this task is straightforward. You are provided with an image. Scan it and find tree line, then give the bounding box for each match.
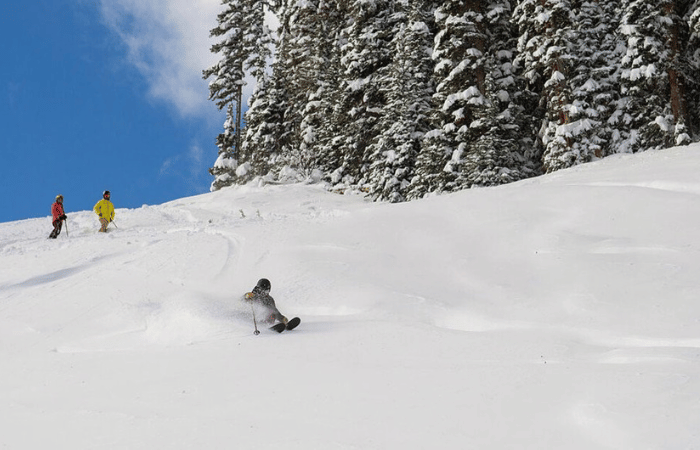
[204,0,700,202]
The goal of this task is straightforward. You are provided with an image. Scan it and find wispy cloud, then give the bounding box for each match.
[159,141,211,191]
[159,155,178,177]
[98,0,256,122]
[188,141,205,168]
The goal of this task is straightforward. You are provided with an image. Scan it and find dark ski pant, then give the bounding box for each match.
[49,220,63,239]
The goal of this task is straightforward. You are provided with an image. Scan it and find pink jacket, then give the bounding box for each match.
[51,202,65,222]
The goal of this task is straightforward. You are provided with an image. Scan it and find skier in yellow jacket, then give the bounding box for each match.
[93,190,115,232]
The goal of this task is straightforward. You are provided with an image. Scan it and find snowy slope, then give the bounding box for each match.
[1,145,700,449]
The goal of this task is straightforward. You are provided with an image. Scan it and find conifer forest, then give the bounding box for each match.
[204,0,700,202]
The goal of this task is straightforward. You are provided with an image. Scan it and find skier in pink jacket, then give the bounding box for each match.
[49,195,67,239]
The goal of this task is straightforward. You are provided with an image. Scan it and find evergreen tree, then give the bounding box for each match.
[203,0,274,189]
[671,0,697,143]
[247,0,345,184]
[209,104,239,191]
[203,0,700,201]
[279,0,346,180]
[204,1,245,190]
[313,15,348,184]
[322,0,359,188]
[686,0,700,136]
[239,74,285,184]
[412,0,535,197]
[617,0,691,152]
[458,0,539,186]
[332,0,401,190]
[269,0,319,178]
[366,0,436,202]
[413,0,483,196]
[237,1,294,183]
[561,0,623,166]
[513,0,580,173]
[536,0,624,171]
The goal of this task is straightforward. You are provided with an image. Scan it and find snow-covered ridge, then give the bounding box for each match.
[2,146,700,449]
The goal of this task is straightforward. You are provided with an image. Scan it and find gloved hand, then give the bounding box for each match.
[244,292,254,301]
[60,215,67,220]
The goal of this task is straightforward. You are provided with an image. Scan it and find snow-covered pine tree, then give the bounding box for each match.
[413,0,532,197]
[284,0,346,181]
[238,0,276,182]
[457,0,539,187]
[332,0,401,191]
[411,0,482,197]
[408,125,452,198]
[530,0,624,171]
[313,27,349,186]
[266,0,320,180]
[559,0,623,166]
[204,1,246,190]
[236,1,289,184]
[618,0,692,152]
[319,0,360,189]
[513,0,580,173]
[238,73,285,184]
[204,0,274,189]
[209,104,239,190]
[204,0,700,200]
[249,0,345,184]
[670,0,697,143]
[686,1,700,135]
[366,0,436,202]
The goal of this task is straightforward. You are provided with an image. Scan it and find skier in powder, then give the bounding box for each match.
[93,190,115,232]
[244,278,289,325]
[48,194,67,239]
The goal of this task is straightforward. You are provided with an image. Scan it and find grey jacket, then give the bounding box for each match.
[244,286,286,324]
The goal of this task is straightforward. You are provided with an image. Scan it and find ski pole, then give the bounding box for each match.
[64,218,69,237]
[251,303,260,335]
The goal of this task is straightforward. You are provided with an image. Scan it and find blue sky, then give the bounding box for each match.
[1,0,238,224]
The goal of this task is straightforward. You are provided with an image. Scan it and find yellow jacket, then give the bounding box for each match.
[94,199,115,222]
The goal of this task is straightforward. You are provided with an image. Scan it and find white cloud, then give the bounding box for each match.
[159,141,210,191]
[98,0,258,121]
[188,141,205,167]
[159,155,178,176]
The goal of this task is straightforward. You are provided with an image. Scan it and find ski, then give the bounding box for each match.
[286,317,301,331]
[269,317,301,333]
[270,323,286,333]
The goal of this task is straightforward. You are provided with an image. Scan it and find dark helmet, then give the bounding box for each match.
[103,190,111,199]
[256,278,271,291]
